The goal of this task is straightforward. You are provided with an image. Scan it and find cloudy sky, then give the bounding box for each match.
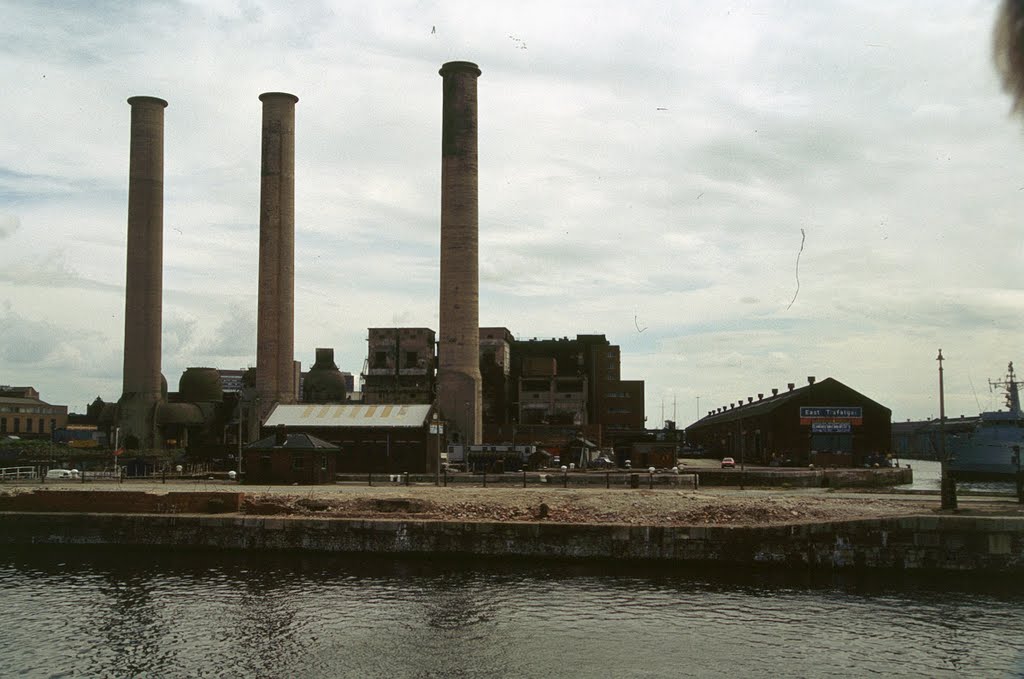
[2,0,1022,424]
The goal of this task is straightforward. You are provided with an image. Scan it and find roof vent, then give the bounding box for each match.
[772,388,779,396]
[730,403,735,409]
[758,393,764,400]
[787,383,795,391]
[747,397,754,403]
[807,376,816,385]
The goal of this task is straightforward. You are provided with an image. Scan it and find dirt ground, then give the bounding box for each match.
[6,481,1022,527]
[238,485,1021,527]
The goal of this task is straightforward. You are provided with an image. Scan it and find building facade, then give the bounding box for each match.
[0,387,68,438]
[362,328,436,405]
[508,335,645,435]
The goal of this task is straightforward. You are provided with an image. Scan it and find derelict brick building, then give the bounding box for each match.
[685,377,891,466]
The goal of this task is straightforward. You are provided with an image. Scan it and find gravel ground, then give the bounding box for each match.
[6,481,1022,526]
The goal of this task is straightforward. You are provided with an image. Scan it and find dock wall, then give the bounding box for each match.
[2,510,1021,572]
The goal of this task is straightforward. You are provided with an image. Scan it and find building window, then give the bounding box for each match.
[26,419,32,433]
[404,351,418,368]
[373,351,388,369]
[321,455,328,470]
[39,418,44,433]
[13,418,19,433]
[0,419,5,433]
[292,454,305,470]
[50,419,56,432]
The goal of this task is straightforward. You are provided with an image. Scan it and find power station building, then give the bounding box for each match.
[90,60,656,477]
[362,328,436,405]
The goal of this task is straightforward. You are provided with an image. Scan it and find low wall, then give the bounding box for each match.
[2,511,1021,572]
[340,466,912,489]
[0,491,242,514]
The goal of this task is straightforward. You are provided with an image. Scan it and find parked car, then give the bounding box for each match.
[45,469,72,479]
[721,457,736,469]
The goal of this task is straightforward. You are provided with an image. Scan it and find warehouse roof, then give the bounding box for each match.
[688,377,888,429]
[265,403,433,428]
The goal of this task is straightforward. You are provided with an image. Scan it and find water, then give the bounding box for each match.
[2,547,1023,678]
[898,458,1016,494]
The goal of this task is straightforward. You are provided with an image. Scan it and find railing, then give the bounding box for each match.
[0,466,37,481]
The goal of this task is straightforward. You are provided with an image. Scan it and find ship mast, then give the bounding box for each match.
[988,362,1022,415]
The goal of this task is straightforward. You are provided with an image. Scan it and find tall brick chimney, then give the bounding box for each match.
[117,95,168,450]
[256,92,299,421]
[437,61,482,444]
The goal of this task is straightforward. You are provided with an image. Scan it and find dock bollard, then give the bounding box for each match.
[649,467,655,489]
[561,466,568,487]
[443,467,447,487]
[523,469,527,488]
[405,472,410,487]
[630,473,639,489]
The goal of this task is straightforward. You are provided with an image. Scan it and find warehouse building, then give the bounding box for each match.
[685,377,891,467]
[263,403,438,474]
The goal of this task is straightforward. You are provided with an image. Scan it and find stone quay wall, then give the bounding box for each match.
[2,509,1021,573]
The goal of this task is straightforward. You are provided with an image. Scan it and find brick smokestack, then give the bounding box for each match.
[437,61,482,445]
[117,95,168,450]
[256,92,298,420]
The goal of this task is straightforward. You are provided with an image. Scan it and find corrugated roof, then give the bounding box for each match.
[265,403,432,428]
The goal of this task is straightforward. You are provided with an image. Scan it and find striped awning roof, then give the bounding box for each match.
[265,403,432,428]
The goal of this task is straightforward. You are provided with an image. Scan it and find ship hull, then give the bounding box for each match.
[947,429,1024,480]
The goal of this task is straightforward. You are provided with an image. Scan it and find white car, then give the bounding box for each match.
[45,469,72,479]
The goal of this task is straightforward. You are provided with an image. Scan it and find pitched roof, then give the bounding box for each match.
[247,432,340,450]
[688,377,887,429]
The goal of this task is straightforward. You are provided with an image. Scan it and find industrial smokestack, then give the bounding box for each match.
[118,95,168,449]
[437,61,482,445]
[256,92,299,420]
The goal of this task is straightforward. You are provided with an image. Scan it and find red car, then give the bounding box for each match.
[721,457,736,468]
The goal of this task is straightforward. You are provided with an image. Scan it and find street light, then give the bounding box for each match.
[937,349,957,510]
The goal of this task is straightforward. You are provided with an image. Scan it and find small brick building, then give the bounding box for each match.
[243,428,340,485]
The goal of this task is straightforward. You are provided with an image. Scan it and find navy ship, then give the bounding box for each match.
[948,362,1024,480]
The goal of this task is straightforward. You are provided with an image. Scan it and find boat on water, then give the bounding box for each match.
[947,362,1024,481]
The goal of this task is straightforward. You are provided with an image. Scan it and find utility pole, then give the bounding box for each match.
[938,349,957,510]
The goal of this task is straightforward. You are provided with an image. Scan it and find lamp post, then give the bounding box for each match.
[938,349,957,510]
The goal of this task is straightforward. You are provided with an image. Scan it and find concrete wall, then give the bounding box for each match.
[2,511,1022,572]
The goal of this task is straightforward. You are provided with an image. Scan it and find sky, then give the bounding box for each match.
[2,0,1023,425]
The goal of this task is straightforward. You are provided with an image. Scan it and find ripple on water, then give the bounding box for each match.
[1,549,1024,678]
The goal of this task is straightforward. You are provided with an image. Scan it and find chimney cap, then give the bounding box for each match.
[259,91,299,104]
[439,61,482,77]
[127,95,168,108]
[807,376,816,385]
